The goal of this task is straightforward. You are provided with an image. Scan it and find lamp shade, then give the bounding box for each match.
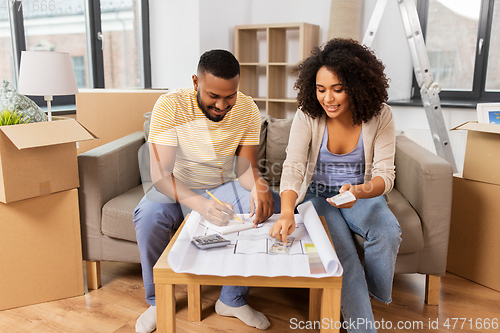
[18,51,79,96]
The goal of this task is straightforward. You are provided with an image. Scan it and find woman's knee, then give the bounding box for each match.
[371,217,401,251]
[368,199,401,239]
[386,218,402,247]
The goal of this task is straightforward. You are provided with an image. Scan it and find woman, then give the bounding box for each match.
[270,38,401,332]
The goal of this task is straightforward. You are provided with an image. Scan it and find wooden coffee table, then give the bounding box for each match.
[153,217,342,332]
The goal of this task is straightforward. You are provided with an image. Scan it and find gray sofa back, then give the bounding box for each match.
[259,116,293,186]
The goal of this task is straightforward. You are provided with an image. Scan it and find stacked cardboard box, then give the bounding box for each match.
[76,89,168,153]
[0,118,96,310]
[447,122,500,292]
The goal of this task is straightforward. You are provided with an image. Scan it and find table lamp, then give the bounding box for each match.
[17,51,79,121]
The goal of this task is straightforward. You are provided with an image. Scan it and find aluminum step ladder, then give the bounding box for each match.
[363,0,457,172]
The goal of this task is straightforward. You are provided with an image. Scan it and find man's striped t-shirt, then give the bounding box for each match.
[148,87,261,189]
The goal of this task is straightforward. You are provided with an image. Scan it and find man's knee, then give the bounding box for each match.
[271,190,281,213]
[134,199,183,232]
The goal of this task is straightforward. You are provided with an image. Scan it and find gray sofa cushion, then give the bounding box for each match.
[101,185,145,242]
[143,112,152,141]
[258,116,268,176]
[265,117,293,186]
[386,188,424,254]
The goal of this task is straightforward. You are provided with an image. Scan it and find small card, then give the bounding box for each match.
[269,237,295,254]
[330,191,356,206]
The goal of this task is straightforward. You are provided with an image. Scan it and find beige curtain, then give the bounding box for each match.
[328,0,363,41]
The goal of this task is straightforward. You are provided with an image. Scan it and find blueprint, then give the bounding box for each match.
[167,201,343,278]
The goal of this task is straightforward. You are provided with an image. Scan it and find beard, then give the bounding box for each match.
[197,94,230,122]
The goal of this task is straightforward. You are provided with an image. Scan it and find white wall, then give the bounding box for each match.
[391,105,476,172]
[362,0,414,101]
[149,0,457,105]
[149,0,200,89]
[149,0,409,97]
[198,0,252,55]
[150,0,331,90]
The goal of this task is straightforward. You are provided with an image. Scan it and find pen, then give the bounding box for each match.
[206,190,243,223]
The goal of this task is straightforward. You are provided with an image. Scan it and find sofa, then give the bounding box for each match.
[78,115,453,305]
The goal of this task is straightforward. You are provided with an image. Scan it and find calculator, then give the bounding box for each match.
[192,234,231,250]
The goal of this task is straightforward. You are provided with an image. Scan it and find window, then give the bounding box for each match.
[72,56,86,88]
[485,1,500,91]
[0,5,15,83]
[101,1,144,88]
[23,0,89,93]
[415,0,500,102]
[1,0,151,107]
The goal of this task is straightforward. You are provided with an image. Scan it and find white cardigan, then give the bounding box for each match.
[280,104,396,206]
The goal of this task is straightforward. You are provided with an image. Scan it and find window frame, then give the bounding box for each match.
[6,0,152,108]
[413,0,499,103]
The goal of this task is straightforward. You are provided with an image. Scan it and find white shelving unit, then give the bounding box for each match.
[234,23,320,119]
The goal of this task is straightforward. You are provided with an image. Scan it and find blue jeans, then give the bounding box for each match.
[303,183,401,333]
[133,180,281,307]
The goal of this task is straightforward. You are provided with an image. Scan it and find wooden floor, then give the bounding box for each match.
[1,262,499,333]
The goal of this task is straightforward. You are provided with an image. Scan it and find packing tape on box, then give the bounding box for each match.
[39,181,52,196]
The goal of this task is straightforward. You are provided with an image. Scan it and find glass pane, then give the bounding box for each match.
[486,0,500,91]
[426,0,481,91]
[101,0,142,88]
[0,5,15,84]
[23,0,90,89]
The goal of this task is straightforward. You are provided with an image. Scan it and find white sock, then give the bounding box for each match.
[135,305,156,333]
[215,299,270,330]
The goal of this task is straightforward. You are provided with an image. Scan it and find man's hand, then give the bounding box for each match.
[269,213,295,245]
[250,180,275,225]
[235,145,275,224]
[201,198,236,226]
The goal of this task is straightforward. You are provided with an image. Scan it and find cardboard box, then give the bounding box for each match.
[0,189,84,310]
[76,89,168,153]
[0,118,96,203]
[452,121,500,185]
[447,176,500,292]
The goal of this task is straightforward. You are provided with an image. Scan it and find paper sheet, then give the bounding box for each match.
[201,214,255,234]
[167,201,343,278]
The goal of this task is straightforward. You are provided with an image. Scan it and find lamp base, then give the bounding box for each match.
[44,95,53,121]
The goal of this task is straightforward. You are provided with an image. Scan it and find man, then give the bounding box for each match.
[133,49,280,333]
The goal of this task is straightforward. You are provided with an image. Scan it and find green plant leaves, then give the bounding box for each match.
[0,109,31,126]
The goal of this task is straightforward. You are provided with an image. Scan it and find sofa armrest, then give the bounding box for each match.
[394,135,453,275]
[78,131,145,261]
